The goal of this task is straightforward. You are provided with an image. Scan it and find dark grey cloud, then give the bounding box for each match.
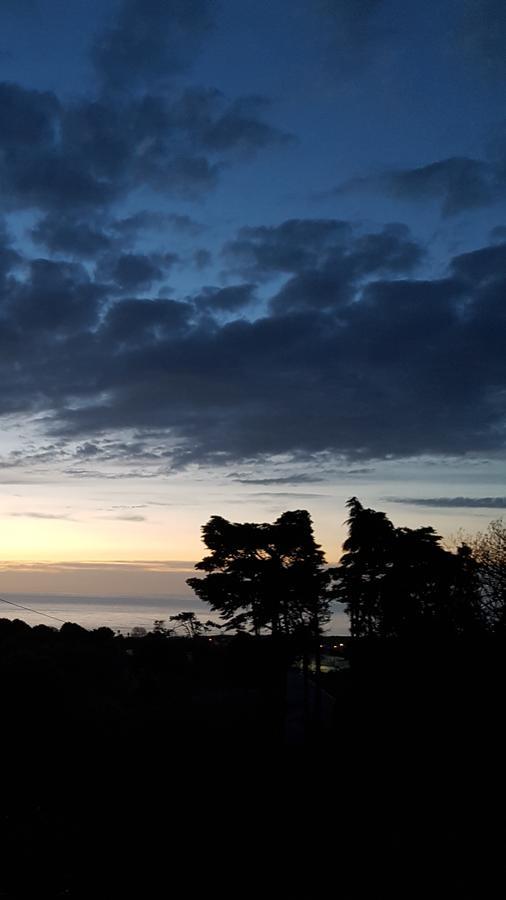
[337,156,506,217]
[350,225,425,275]
[0,221,22,282]
[0,0,290,221]
[223,218,351,280]
[31,214,114,257]
[192,284,256,314]
[97,251,179,292]
[0,84,119,214]
[4,258,105,334]
[1,214,505,468]
[162,87,290,159]
[111,211,171,237]
[490,225,506,243]
[224,220,421,300]
[166,214,206,236]
[0,80,287,216]
[391,497,506,509]
[249,492,327,499]
[268,222,423,314]
[31,210,205,259]
[92,0,214,90]
[99,298,192,346]
[384,158,504,216]
[0,81,59,146]
[2,434,179,479]
[450,242,506,285]
[199,95,293,156]
[228,474,325,485]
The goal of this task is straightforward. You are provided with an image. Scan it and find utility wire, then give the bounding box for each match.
[0,595,68,624]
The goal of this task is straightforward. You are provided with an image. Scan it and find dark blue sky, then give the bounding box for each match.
[0,0,505,565]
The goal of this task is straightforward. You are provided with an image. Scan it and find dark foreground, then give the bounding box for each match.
[1,620,504,897]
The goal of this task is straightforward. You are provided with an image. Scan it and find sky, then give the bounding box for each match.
[0,0,505,604]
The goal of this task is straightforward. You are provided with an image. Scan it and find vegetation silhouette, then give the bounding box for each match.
[333,496,485,641]
[169,609,219,637]
[187,509,331,640]
[467,518,506,629]
[0,499,505,896]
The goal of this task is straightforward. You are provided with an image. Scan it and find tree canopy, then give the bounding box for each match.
[187,509,331,640]
[332,497,484,640]
[466,519,506,631]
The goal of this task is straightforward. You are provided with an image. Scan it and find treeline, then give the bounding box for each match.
[188,497,506,646]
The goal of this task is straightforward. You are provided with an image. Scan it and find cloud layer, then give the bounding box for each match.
[0,0,505,478]
[391,497,506,509]
[1,207,505,468]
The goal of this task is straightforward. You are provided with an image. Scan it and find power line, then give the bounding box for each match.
[0,595,68,624]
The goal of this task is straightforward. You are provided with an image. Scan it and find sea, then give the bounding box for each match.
[0,593,350,635]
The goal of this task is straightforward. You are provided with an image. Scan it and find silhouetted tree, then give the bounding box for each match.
[187,510,331,642]
[132,625,148,638]
[468,519,506,632]
[332,498,396,639]
[169,611,217,638]
[333,497,483,640]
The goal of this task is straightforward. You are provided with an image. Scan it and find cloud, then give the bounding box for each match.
[198,95,293,156]
[384,158,503,216]
[9,511,74,520]
[97,251,179,292]
[92,0,215,90]
[223,218,352,280]
[0,84,120,214]
[450,242,506,285]
[229,474,325,485]
[111,211,172,237]
[268,223,423,314]
[31,211,206,259]
[490,225,506,243]
[336,156,506,217]
[166,214,206,236]
[0,221,22,282]
[3,258,105,337]
[249,492,327,499]
[103,514,147,522]
[192,284,256,314]
[99,297,192,346]
[0,80,288,217]
[223,221,422,303]
[0,210,505,469]
[0,0,291,226]
[31,214,114,257]
[390,497,506,509]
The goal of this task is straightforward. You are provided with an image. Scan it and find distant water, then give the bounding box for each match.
[0,593,349,635]
[0,593,200,634]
